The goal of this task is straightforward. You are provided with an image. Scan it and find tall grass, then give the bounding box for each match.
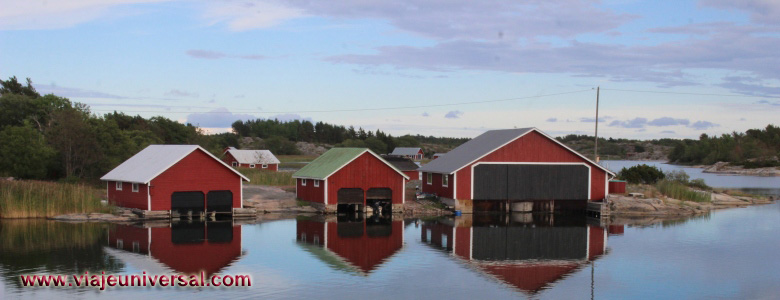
[0,180,106,218]
[239,169,296,186]
[0,220,106,253]
[656,180,711,203]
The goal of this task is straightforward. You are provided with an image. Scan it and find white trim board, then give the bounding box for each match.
[469,162,592,200]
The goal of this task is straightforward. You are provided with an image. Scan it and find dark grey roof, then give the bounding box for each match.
[390,147,421,156]
[418,127,615,175]
[381,155,419,171]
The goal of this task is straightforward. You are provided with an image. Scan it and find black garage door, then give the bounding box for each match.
[337,188,364,204]
[473,164,589,200]
[171,191,205,214]
[471,226,588,260]
[206,190,233,213]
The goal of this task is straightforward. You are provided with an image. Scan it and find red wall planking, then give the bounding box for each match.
[403,170,419,181]
[150,149,243,211]
[150,226,242,275]
[108,181,149,210]
[325,152,406,205]
[421,172,454,198]
[452,131,609,201]
[296,178,325,203]
[323,221,403,273]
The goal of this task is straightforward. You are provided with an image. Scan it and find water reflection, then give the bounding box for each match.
[421,214,619,295]
[296,215,403,275]
[106,221,242,275]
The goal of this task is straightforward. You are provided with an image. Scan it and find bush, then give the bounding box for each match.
[618,164,665,184]
[664,170,711,190]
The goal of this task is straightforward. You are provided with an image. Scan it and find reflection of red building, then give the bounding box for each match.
[422,217,619,295]
[296,217,403,274]
[107,222,242,275]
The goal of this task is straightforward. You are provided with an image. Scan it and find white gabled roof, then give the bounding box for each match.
[390,147,422,156]
[224,147,281,165]
[101,145,249,184]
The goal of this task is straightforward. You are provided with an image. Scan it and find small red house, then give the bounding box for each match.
[107,222,242,275]
[418,128,615,213]
[390,147,424,161]
[381,155,420,181]
[222,147,280,171]
[101,145,249,215]
[293,148,409,213]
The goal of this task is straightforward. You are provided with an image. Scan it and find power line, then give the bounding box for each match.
[88,89,594,114]
[600,88,778,98]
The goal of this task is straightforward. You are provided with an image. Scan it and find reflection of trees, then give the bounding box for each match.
[0,220,124,284]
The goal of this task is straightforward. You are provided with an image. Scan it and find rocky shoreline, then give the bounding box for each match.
[696,161,780,177]
[607,191,774,216]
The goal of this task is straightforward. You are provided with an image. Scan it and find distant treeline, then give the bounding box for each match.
[668,125,780,167]
[555,134,680,158]
[230,119,467,155]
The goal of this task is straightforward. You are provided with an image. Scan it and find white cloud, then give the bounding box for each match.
[202,0,304,31]
[445,110,463,119]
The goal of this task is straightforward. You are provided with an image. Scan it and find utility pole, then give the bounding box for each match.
[594,86,600,162]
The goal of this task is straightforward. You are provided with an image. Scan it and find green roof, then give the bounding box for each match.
[292,148,408,180]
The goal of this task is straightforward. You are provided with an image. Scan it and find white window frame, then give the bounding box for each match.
[442,174,449,187]
[426,173,432,185]
[262,164,268,169]
[116,181,122,191]
[117,239,123,249]
[132,241,140,253]
[314,180,320,187]
[132,183,139,193]
[232,161,238,167]
[302,179,307,186]
[250,164,256,168]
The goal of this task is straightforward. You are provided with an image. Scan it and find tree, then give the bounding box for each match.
[364,137,388,154]
[617,164,665,184]
[0,76,40,98]
[47,108,101,178]
[264,136,300,155]
[0,125,55,179]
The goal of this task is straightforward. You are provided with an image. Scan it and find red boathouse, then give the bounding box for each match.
[222,147,280,171]
[293,148,409,213]
[101,145,249,215]
[418,128,615,213]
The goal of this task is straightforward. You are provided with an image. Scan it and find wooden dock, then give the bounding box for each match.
[586,201,610,217]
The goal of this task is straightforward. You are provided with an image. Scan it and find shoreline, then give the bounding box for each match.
[607,190,774,217]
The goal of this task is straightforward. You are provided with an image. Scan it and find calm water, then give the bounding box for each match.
[602,160,780,196]
[2,202,780,299]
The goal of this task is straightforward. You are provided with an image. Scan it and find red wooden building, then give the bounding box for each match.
[390,147,424,161]
[107,222,242,275]
[382,155,420,180]
[101,145,249,215]
[418,128,615,213]
[421,216,613,295]
[222,147,280,171]
[293,148,409,213]
[296,217,403,274]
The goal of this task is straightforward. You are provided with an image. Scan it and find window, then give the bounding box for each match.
[441,234,448,248]
[301,233,307,242]
[117,239,123,249]
[132,241,140,253]
[132,183,139,192]
[232,161,237,167]
[314,180,320,187]
[313,235,320,246]
[262,164,268,169]
[116,181,122,191]
[426,173,432,185]
[250,164,256,168]
[302,179,307,186]
[442,174,449,187]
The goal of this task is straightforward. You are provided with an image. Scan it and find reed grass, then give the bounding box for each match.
[656,180,711,203]
[239,169,296,186]
[0,220,106,253]
[0,180,106,218]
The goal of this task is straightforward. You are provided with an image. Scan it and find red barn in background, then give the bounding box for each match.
[419,128,616,213]
[101,145,249,215]
[222,147,280,171]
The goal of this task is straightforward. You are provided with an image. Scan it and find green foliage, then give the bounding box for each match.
[617,164,665,184]
[664,170,711,190]
[0,76,40,98]
[0,125,55,179]
[263,136,300,155]
[656,180,711,202]
[668,125,780,165]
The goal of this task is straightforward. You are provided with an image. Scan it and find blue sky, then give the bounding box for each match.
[1,0,778,139]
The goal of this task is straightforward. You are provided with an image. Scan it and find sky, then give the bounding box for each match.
[0,0,778,139]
